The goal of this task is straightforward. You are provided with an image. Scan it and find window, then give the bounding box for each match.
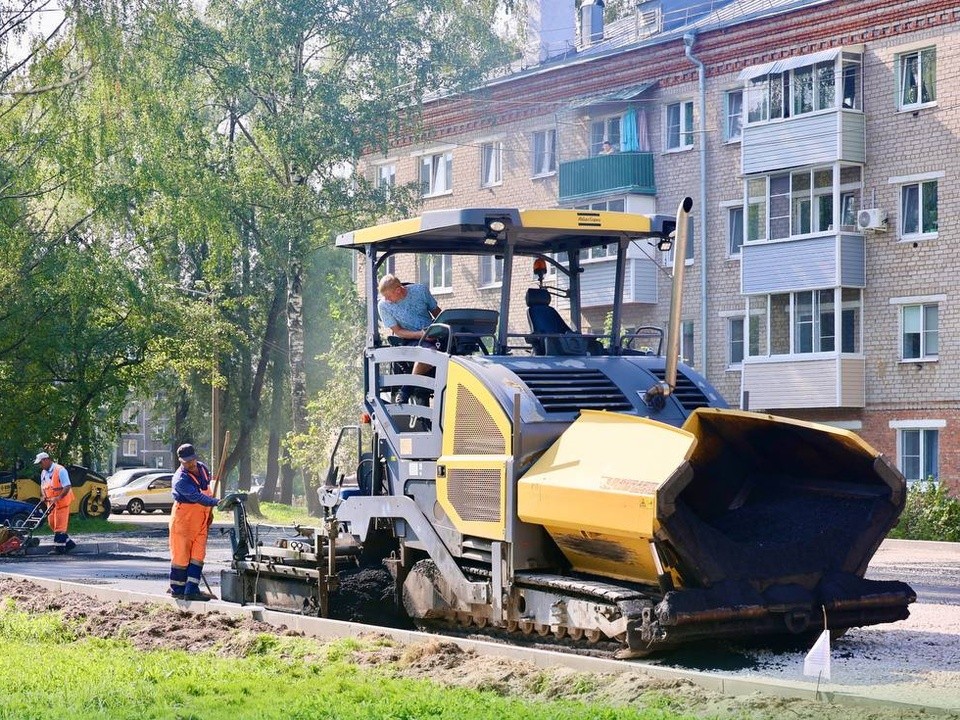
[418,254,453,293]
[122,439,138,457]
[762,289,860,356]
[665,101,693,150]
[898,47,936,110]
[902,303,938,360]
[680,321,694,366]
[899,428,939,482]
[728,317,760,365]
[590,116,621,155]
[532,129,556,176]
[900,180,938,237]
[841,53,862,109]
[420,151,452,196]
[794,289,835,353]
[479,256,503,287]
[746,178,766,242]
[728,206,744,255]
[480,141,502,187]
[376,163,396,193]
[745,165,862,241]
[376,254,396,279]
[745,56,852,125]
[724,90,743,142]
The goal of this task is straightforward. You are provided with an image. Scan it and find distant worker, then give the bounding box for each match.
[377,274,442,402]
[34,452,76,554]
[600,140,616,155]
[168,443,218,601]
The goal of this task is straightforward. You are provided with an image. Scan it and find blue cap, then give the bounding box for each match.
[177,443,197,462]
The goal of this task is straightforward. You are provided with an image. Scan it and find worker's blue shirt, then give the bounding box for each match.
[172,463,218,506]
[378,283,438,332]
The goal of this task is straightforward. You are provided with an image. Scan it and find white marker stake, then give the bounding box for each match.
[803,628,832,683]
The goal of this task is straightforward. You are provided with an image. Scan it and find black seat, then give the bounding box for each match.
[525,288,603,356]
[424,308,498,355]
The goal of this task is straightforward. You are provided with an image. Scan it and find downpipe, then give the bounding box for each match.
[684,31,709,383]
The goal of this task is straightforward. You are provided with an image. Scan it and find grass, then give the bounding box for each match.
[0,609,692,720]
[34,516,137,536]
[215,500,319,527]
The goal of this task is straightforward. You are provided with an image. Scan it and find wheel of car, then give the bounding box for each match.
[127,498,145,515]
[80,494,112,520]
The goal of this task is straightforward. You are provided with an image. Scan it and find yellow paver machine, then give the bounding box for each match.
[221,200,914,655]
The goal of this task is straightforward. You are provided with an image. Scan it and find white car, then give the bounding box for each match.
[107,467,173,491]
[109,472,174,515]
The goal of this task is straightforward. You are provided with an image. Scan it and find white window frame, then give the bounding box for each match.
[894,175,939,240]
[890,420,943,483]
[726,204,744,257]
[724,89,743,142]
[590,114,622,156]
[900,302,938,362]
[122,439,138,457]
[419,150,453,197]
[419,254,453,294]
[662,217,695,267]
[665,101,694,151]
[896,46,937,111]
[744,56,848,126]
[531,128,557,178]
[375,162,396,194]
[480,141,503,188]
[762,288,860,357]
[479,255,503,288]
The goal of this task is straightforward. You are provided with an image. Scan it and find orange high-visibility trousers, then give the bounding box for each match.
[169,501,212,567]
[46,491,74,534]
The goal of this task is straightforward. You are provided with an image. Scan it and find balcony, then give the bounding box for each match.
[742,355,865,410]
[741,233,865,295]
[558,152,655,204]
[742,110,865,175]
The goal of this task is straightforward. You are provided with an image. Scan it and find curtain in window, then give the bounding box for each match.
[901,54,919,106]
[920,48,936,103]
[620,107,639,152]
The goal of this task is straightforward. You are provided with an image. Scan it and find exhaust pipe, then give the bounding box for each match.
[645,196,693,409]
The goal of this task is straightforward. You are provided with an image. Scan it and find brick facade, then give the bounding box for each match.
[355,0,960,491]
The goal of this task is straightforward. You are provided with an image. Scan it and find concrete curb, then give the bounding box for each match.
[0,570,955,714]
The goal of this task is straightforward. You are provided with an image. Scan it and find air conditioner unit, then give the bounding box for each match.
[857,208,887,231]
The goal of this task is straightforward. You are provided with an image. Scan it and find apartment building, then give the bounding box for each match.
[357,0,959,492]
[114,398,171,471]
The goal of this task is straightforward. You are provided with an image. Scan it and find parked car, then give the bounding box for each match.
[109,472,174,515]
[107,467,172,491]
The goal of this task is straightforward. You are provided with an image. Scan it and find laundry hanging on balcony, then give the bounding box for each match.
[620,107,650,152]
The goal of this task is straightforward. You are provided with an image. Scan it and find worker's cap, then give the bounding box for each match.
[33,452,50,464]
[176,443,197,462]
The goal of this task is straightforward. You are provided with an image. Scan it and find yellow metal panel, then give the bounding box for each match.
[336,217,423,247]
[517,410,696,583]
[519,209,653,234]
[437,360,512,541]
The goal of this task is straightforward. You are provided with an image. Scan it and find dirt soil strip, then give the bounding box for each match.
[0,572,956,719]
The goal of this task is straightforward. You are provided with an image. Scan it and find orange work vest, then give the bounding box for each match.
[42,463,75,507]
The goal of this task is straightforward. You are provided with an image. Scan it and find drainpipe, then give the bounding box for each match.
[684,31,708,377]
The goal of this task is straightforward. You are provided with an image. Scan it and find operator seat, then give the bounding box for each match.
[525,288,603,356]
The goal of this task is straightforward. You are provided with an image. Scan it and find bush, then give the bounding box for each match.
[889,479,960,542]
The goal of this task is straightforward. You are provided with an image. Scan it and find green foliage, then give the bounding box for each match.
[889,479,960,542]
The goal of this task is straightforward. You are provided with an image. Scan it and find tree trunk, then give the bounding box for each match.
[286,247,312,508]
[261,342,287,503]
[279,451,294,505]
[172,388,190,460]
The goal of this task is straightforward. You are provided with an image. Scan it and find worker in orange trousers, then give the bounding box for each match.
[34,452,76,554]
[168,443,219,601]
